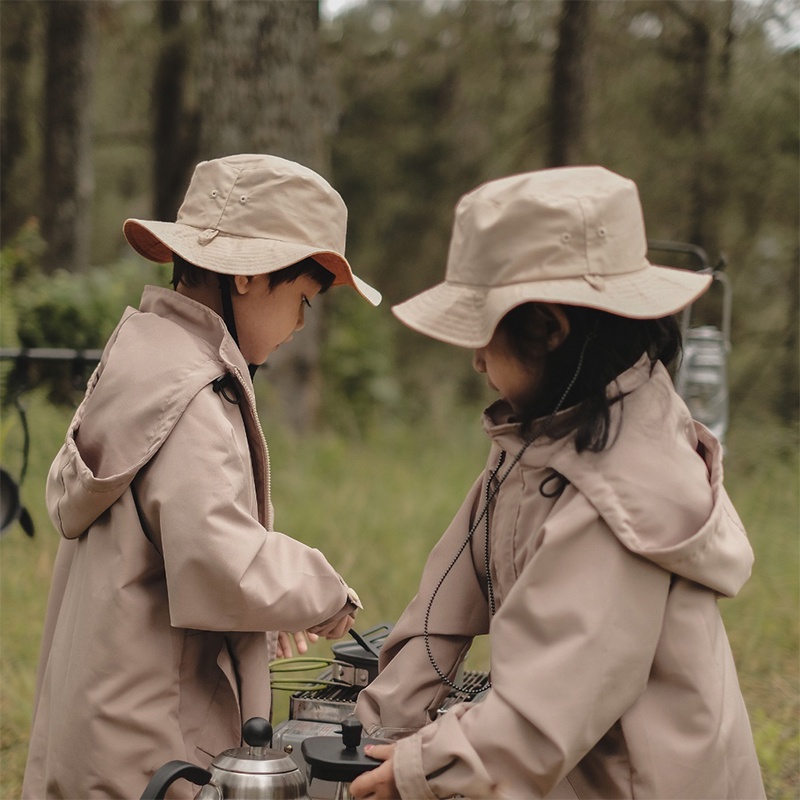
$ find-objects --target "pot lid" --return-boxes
[331,639,379,669]
[302,718,383,783]
[211,748,300,775]
[331,623,391,669]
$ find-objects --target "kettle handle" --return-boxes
[140,760,212,800]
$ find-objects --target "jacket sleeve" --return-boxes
[356,475,490,733]
[379,490,671,800]
[134,386,350,633]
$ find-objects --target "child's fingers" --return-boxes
[324,613,355,639]
[310,613,354,639]
[363,743,394,762]
[276,631,293,658]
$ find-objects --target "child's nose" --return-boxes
[295,306,306,331]
[473,349,486,373]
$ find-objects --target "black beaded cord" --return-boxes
[423,332,593,694]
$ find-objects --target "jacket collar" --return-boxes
[480,354,656,466]
[139,286,250,379]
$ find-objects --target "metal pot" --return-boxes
[141,718,310,800]
[328,624,390,687]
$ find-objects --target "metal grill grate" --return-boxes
[287,668,491,724]
[289,673,362,724]
[436,670,491,715]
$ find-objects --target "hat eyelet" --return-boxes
[210,190,218,198]
[598,227,607,237]
[561,232,572,243]
[239,195,248,204]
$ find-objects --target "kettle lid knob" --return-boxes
[243,717,272,748]
[341,718,362,749]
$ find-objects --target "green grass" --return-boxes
[0,394,73,798]
[1,389,798,798]
[721,423,800,800]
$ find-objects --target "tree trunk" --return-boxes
[665,0,734,256]
[198,0,332,165]
[152,0,199,222]
[0,1,39,241]
[195,0,337,431]
[42,0,97,273]
[547,0,593,167]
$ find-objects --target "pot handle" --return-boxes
[140,760,212,800]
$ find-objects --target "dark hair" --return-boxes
[171,253,336,293]
[496,303,682,452]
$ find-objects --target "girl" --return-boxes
[352,166,764,799]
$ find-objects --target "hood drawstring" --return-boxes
[218,274,239,346]
[423,328,594,694]
[218,275,259,379]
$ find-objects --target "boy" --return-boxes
[23,154,380,799]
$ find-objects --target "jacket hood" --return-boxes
[47,287,247,540]
[482,357,753,597]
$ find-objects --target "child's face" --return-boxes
[472,303,570,414]
[233,273,322,365]
[472,326,544,414]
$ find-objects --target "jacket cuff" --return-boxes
[345,584,363,611]
[394,733,437,799]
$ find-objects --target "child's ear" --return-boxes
[233,274,256,295]
[542,303,570,351]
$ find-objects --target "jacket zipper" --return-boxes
[232,366,273,531]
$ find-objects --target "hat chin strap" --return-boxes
[218,275,258,379]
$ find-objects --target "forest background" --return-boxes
[0,0,798,797]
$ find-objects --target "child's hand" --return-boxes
[308,612,356,639]
[276,630,319,658]
[349,744,398,798]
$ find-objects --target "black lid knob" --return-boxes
[341,718,362,749]
[242,717,272,748]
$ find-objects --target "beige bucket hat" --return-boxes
[124,153,381,306]
[393,166,710,347]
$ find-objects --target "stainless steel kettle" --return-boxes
[140,718,310,800]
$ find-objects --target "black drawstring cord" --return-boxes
[423,328,594,694]
[218,275,239,347]
[212,375,242,404]
[217,274,259,380]
[539,471,570,498]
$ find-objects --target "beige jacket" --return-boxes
[357,358,765,799]
[23,287,353,799]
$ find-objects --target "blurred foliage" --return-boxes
[0,0,797,430]
[1,221,169,404]
[322,0,798,429]
[320,289,402,433]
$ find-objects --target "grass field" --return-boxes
[1,387,797,798]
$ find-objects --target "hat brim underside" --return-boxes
[123,219,381,306]
[392,265,712,348]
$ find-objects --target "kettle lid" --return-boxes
[212,749,300,775]
[212,718,300,776]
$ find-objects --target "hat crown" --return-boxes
[446,166,648,288]
[177,154,347,253]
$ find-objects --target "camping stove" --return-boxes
[271,625,489,799]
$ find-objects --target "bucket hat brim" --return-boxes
[392,263,712,348]
[393,166,714,347]
[124,218,381,307]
